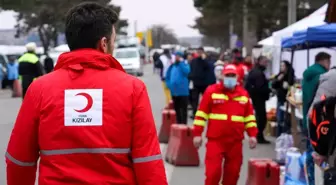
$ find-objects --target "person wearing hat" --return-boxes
[18,42,44,98]
[165,51,190,124]
[192,64,258,185]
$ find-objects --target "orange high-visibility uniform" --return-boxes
[193,83,258,185]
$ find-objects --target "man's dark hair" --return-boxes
[257,55,267,62]
[65,2,118,51]
[197,47,204,51]
[315,52,331,63]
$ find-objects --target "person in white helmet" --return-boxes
[18,42,44,98]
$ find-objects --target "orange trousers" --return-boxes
[205,140,243,185]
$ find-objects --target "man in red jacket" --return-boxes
[232,49,246,86]
[5,2,167,185]
[193,64,258,185]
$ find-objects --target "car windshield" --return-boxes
[114,50,138,59]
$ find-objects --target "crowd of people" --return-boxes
[0,42,54,98]
[3,2,336,185]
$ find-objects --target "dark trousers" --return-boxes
[172,96,189,124]
[21,76,34,99]
[191,85,208,116]
[251,97,267,139]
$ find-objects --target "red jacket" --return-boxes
[232,63,246,86]
[6,49,167,185]
[193,83,258,141]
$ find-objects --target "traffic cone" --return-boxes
[12,79,22,98]
[165,124,199,166]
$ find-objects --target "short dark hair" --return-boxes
[65,2,118,51]
[197,47,204,51]
[257,55,267,62]
[315,52,331,63]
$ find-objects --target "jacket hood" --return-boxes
[303,63,326,81]
[54,49,125,72]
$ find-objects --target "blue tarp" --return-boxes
[281,23,336,49]
[281,36,294,48]
[292,30,307,46]
[306,23,336,46]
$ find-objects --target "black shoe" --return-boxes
[257,138,271,144]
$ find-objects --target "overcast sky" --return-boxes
[0,0,201,37]
[113,0,201,37]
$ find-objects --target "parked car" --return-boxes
[114,47,144,77]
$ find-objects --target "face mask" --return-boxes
[223,77,237,89]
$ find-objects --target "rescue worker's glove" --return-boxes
[249,137,257,149]
[193,136,202,149]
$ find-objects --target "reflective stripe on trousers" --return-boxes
[40,148,162,164]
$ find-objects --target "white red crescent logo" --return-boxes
[74,92,93,113]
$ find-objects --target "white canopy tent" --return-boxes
[256,4,329,78]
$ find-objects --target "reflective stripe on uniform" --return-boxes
[245,122,257,129]
[133,154,162,163]
[211,93,229,100]
[5,152,36,166]
[194,119,206,126]
[244,115,256,122]
[209,113,228,120]
[40,148,130,156]
[18,75,37,81]
[233,96,249,103]
[195,110,208,119]
[231,116,244,122]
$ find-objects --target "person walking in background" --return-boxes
[6,56,19,90]
[152,51,161,74]
[18,42,44,99]
[166,51,190,124]
[6,2,167,185]
[159,49,174,106]
[231,49,247,86]
[44,56,54,74]
[307,66,336,185]
[271,60,295,136]
[0,62,3,89]
[189,47,211,118]
[244,54,254,72]
[205,52,217,86]
[245,56,271,144]
[193,64,258,185]
[302,52,330,185]
[213,60,225,83]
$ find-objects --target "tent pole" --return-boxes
[307,43,310,68]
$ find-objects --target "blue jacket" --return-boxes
[7,62,19,80]
[166,61,190,96]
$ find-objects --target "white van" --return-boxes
[114,47,144,76]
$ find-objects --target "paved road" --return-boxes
[0,64,275,185]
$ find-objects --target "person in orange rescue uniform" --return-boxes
[193,64,258,185]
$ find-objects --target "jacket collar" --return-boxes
[54,49,125,72]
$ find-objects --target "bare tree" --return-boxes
[151,25,179,48]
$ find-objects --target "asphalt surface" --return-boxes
[0,64,276,185]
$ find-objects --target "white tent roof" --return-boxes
[272,4,327,45]
[258,4,327,46]
[258,36,273,46]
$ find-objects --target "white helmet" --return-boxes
[25,42,37,52]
